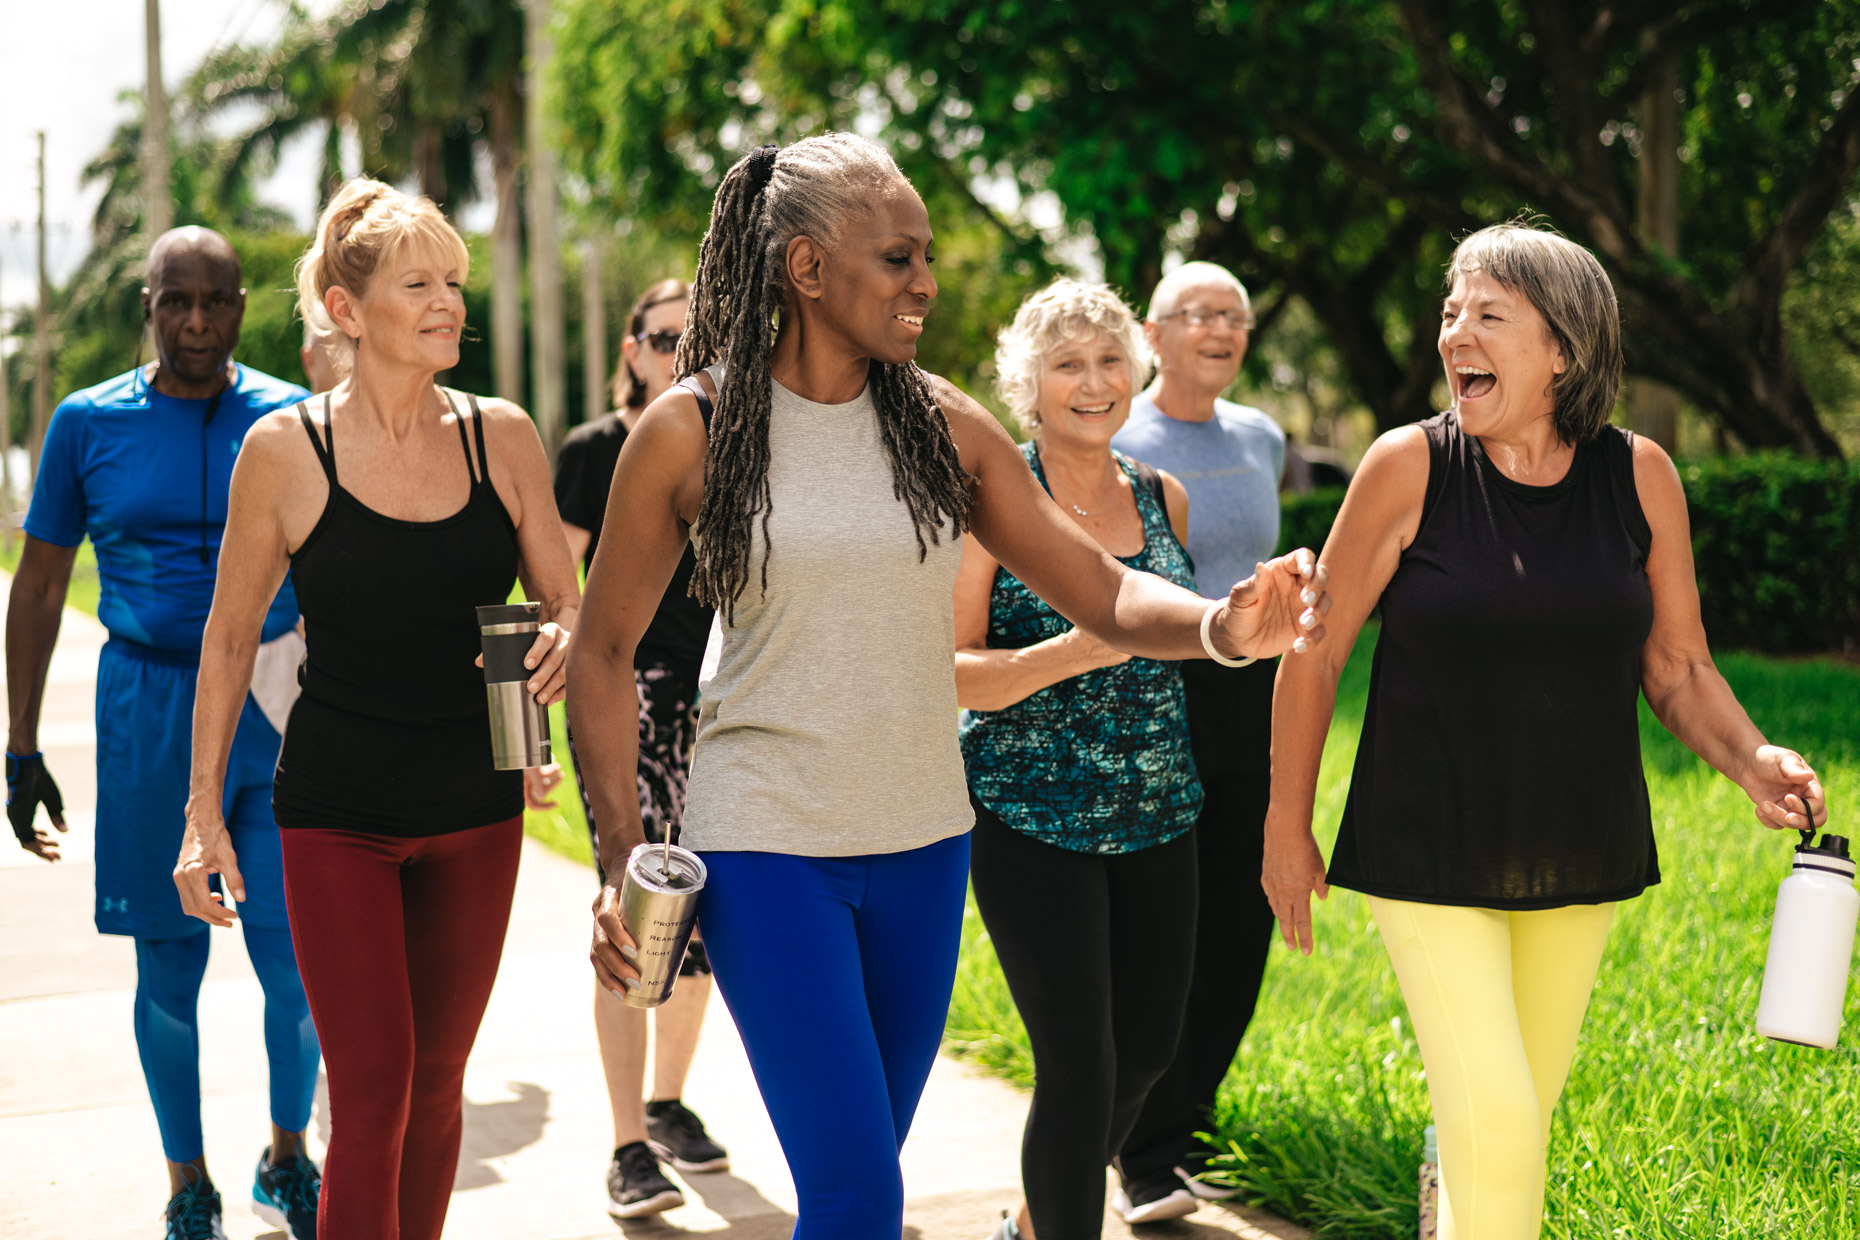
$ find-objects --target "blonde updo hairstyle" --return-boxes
[294,178,471,344]
[994,279,1153,437]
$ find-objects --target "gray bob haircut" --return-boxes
[1445,223,1622,444]
[994,279,1153,436]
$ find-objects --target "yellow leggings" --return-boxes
[1367,896,1616,1240]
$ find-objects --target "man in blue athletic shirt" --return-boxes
[6,228,323,1240]
[1110,262,1287,1220]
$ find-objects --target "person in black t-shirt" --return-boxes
[555,278,731,1219]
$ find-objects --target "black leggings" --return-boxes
[969,800,1198,1240]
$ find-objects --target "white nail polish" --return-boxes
[1294,638,1309,653]
[620,944,638,960]
[623,976,641,991]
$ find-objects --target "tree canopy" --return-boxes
[551,0,1860,456]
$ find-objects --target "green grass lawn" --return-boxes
[38,523,1838,1235]
[946,627,1860,1239]
[0,536,101,617]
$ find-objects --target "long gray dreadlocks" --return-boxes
[674,133,973,623]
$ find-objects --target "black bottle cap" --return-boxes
[477,602,541,628]
[1798,833,1850,861]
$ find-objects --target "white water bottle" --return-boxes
[1755,832,1857,1049]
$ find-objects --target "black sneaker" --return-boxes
[606,1141,685,1219]
[646,1099,731,1173]
[164,1172,228,1240]
[1112,1168,1198,1224]
[252,1146,322,1239]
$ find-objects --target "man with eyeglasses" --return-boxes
[1109,261,1286,1221]
[7,227,323,1239]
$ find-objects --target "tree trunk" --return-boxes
[1614,278,1842,457]
[581,238,608,421]
[524,0,566,459]
[415,126,449,208]
[488,86,525,406]
[1629,38,1681,452]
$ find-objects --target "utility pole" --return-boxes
[1630,35,1680,453]
[143,0,173,239]
[524,0,566,459]
[32,131,51,490]
[0,258,14,537]
[581,238,607,421]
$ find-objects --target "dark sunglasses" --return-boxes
[635,329,682,355]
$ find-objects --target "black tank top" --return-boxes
[1326,412,1657,909]
[273,392,524,836]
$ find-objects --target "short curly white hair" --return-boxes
[993,279,1153,436]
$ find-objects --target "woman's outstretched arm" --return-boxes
[938,378,1330,663]
[1262,426,1429,955]
[1631,438,1825,832]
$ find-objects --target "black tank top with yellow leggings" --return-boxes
[273,392,523,836]
[1327,411,1657,910]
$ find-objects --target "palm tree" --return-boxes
[188,0,531,403]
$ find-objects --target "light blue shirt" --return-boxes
[1112,392,1285,599]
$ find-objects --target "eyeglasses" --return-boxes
[635,329,682,355]
[1155,307,1253,332]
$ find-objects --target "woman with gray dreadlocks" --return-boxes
[567,133,1330,1240]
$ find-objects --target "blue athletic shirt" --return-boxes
[25,365,306,653]
[1112,392,1284,599]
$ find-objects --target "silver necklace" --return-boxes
[1038,446,1109,518]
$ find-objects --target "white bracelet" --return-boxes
[1200,599,1257,667]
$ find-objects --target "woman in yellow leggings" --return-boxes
[1262,223,1827,1239]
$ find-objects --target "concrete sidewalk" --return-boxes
[0,584,1305,1240]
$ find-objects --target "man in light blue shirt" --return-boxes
[1110,262,1285,1217]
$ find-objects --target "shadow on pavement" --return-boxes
[455,1081,551,1190]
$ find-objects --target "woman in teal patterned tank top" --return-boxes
[954,280,1207,1240]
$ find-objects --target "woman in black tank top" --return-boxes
[174,180,580,1240]
[1261,224,1826,1237]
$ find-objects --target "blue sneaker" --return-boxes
[164,1173,227,1240]
[251,1146,321,1240]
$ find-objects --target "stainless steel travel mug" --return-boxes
[617,842,707,1009]
[477,602,551,770]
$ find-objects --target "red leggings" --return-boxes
[281,817,522,1240]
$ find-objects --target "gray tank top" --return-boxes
[680,373,973,856]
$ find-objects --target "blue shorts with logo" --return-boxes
[94,639,288,940]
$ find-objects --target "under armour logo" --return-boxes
[101,897,128,914]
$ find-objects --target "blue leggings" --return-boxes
[696,833,970,1240]
[133,925,321,1163]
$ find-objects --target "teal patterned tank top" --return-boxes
[959,444,1203,853]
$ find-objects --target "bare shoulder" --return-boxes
[628,384,709,461]
[1356,423,1430,479]
[238,407,321,477]
[460,392,543,443]
[1628,428,1683,495]
[925,371,1016,471]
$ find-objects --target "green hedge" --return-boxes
[1274,457,1860,656]
[1685,455,1859,655]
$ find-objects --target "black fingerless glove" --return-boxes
[6,751,63,847]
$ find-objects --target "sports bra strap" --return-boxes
[297,396,338,482]
[468,393,490,482]
[440,390,480,485]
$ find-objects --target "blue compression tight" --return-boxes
[696,834,970,1240]
[133,927,320,1163]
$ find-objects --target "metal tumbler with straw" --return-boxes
[616,840,707,1009]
